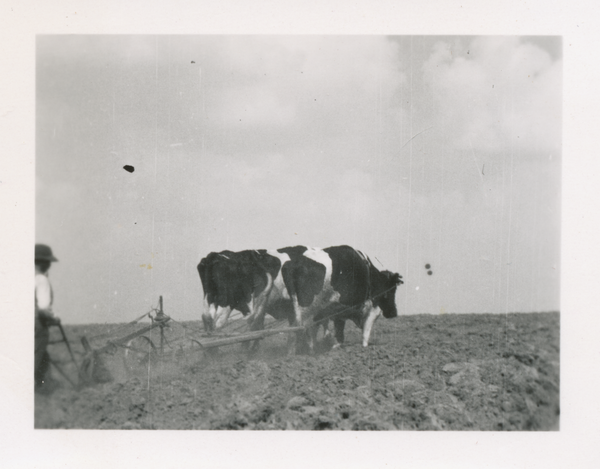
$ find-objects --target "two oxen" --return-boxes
[197,245,403,354]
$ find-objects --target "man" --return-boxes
[35,243,60,393]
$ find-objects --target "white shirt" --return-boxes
[35,269,53,315]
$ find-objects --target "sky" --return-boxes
[36,35,562,325]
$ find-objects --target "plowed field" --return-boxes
[35,312,559,430]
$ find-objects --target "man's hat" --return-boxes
[35,244,58,262]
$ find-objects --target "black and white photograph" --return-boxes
[3,2,600,467]
[33,35,560,431]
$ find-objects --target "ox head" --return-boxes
[375,270,404,319]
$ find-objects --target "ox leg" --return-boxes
[287,298,310,356]
[361,306,382,347]
[247,311,266,333]
[321,319,330,338]
[287,298,300,356]
[246,293,268,333]
[286,324,304,356]
[285,309,298,356]
[247,311,266,353]
[247,274,275,352]
[202,314,214,333]
[305,321,319,355]
[319,318,334,351]
[288,325,309,356]
[333,318,346,348]
[245,298,257,332]
[241,301,256,353]
[214,306,233,330]
[202,301,217,333]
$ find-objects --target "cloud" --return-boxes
[217,85,297,127]
[206,36,405,140]
[422,37,561,156]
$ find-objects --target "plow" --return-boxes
[51,296,304,389]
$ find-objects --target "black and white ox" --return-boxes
[197,247,310,338]
[281,245,403,354]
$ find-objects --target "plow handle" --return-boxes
[55,323,79,372]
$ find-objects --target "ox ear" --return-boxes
[392,273,403,285]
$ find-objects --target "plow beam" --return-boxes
[196,326,305,349]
